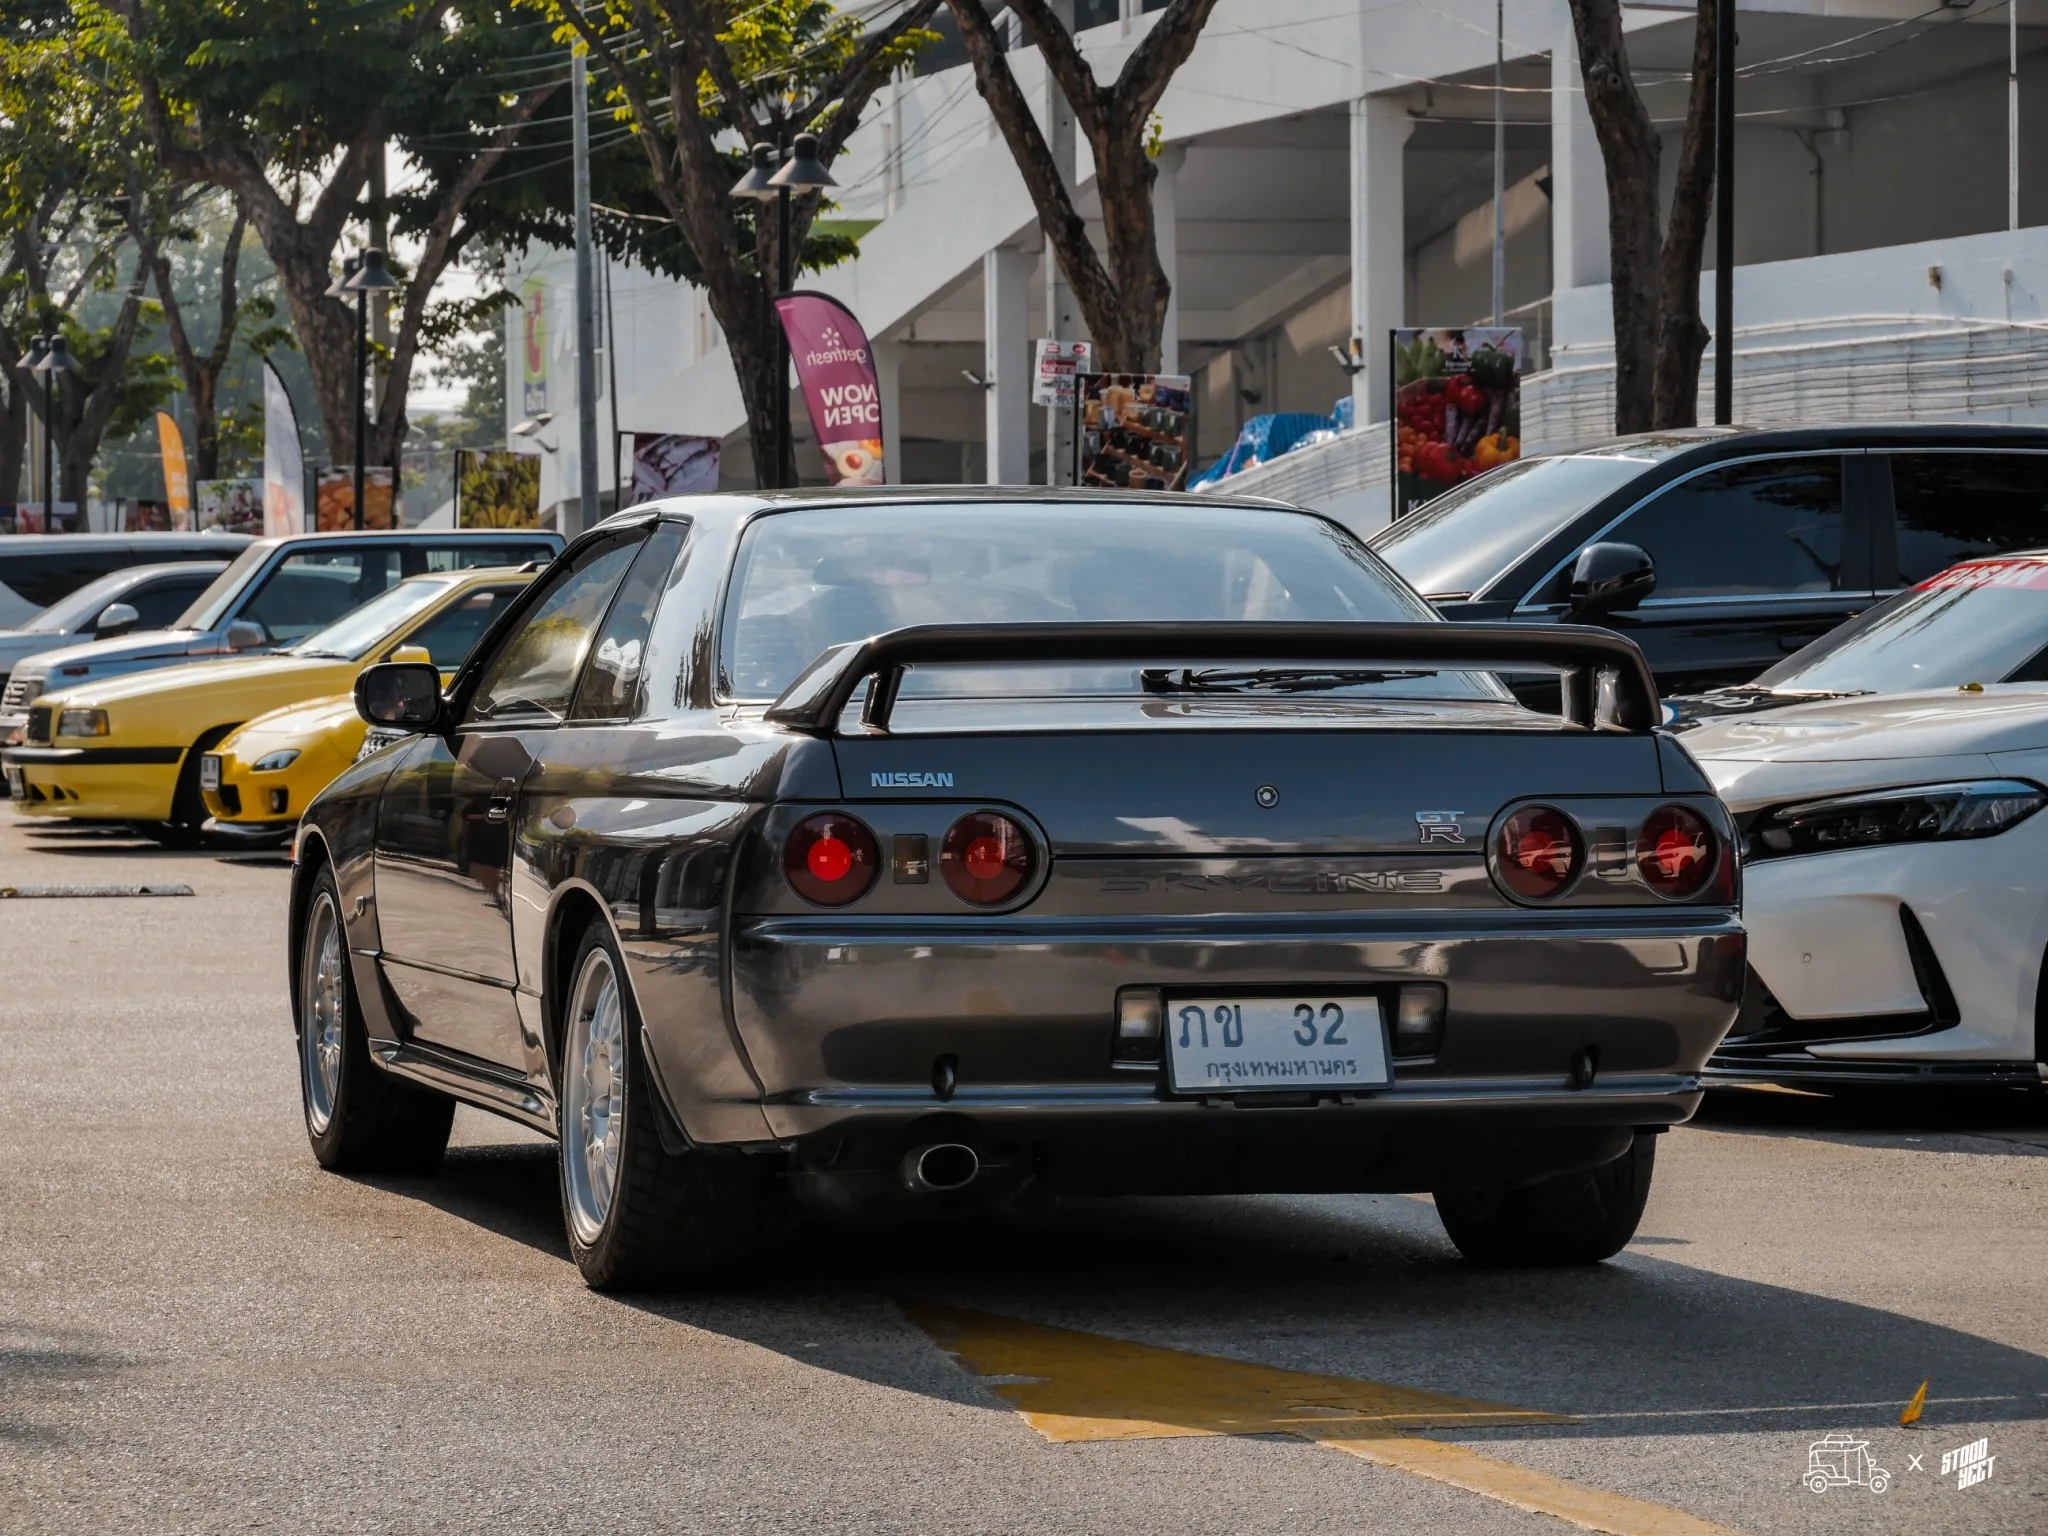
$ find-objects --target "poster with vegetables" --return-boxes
[1392,328,1522,516]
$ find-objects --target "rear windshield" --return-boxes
[1370,455,1652,598]
[1756,559,2048,693]
[720,503,1508,705]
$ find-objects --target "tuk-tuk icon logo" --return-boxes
[1804,1433,1892,1494]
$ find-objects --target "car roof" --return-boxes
[1550,421,2048,458]
[396,564,539,590]
[238,527,564,556]
[599,486,1310,537]
[0,533,251,550]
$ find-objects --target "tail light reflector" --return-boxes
[1495,805,1583,900]
[784,812,879,906]
[1636,804,1718,899]
[941,811,1035,905]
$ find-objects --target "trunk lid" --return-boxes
[831,697,1664,855]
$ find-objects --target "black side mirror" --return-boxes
[1568,542,1657,616]
[354,662,444,732]
[93,601,140,637]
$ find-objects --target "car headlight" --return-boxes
[251,748,301,773]
[56,708,109,738]
[1748,779,2046,861]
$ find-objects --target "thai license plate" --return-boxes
[199,754,221,791]
[1165,995,1390,1093]
[4,762,22,800]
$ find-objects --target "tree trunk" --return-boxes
[148,199,249,483]
[948,0,1223,374]
[1570,0,1720,434]
[0,330,24,508]
[56,254,156,511]
[1651,0,1720,429]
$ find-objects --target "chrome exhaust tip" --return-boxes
[900,1142,979,1193]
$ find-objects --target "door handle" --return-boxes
[486,776,517,822]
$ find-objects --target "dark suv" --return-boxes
[1369,424,2048,695]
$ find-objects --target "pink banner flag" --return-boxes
[774,291,885,485]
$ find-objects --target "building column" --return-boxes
[984,245,1032,484]
[1155,144,1185,376]
[1349,95,1412,426]
[1552,0,1608,290]
[875,339,904,484]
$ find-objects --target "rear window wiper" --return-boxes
[1141,666,1440,694]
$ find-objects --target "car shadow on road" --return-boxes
[373,1141,2048,1447]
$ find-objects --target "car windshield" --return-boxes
[720,502,1510,705]
[22,572,138,633]
[175,542,274,630]
[1752,558,2048,694]
[1370,454,1654,598]
[288,577,461,659]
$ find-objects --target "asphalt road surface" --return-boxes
[3,814,2045,1535]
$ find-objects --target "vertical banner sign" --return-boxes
[261,361,305,537]
[1075,372,1193,490]
[631,433,720,498]
[1391,328,1522,518]
[155,412,192,530]
[521,276,550,416]
[773,292,885,485]
[1031,339,1093,408]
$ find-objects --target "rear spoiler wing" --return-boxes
[762,621,1661,736]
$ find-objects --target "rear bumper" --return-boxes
[711,911,1746,1184]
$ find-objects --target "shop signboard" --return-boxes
[314,466,398,530]
[630,433,721,499]
[197,479,263,534]
[456,450,542,529]
[1031,340,1093,409]
[1075,372,1193,491]
[1391,327,1523,517]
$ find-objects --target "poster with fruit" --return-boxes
[1392,328,1522,516]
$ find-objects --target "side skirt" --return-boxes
[373,1037,559,1138]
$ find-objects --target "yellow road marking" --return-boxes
[905,1301,1749,1536]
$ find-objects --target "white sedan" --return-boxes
[1687,689,2048,1087]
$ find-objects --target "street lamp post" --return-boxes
[329,249,399,528]
[28,332,77,525]
[731,143,784,488]
[766,134,836,483]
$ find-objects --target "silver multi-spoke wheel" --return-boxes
[301,891,347,1135]
[562,946,627,1246]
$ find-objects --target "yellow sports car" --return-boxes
[199,692,369,837]
[4,567,531,844]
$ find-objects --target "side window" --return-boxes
[1616,457,1844,599]
[238,548,403,642]
[467,536,643,723]
[570,523,688,720]
[1889,453,2048,586]
[125,575,214,631]
[418,542,556,574]
[394,584,526,670]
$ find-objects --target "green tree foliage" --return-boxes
[539,0,937,487]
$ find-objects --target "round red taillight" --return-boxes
[941,811,1035,906]
[784,812,879,906]
[1494,805,1583,900]
[1636,804,1717,898]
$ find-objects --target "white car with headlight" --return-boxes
[1688,691,2048,1087]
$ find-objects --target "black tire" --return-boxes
[132,734,232,847]
[295,864,454,1174]
[1433,1134,1656,1266]
[556,917,761,1291]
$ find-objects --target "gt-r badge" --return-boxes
[1416,811,1467,844]
[870,770,954,788]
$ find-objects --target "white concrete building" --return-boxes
[509,0,2048,531]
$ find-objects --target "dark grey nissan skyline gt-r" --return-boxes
[288,488,1745,1290]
